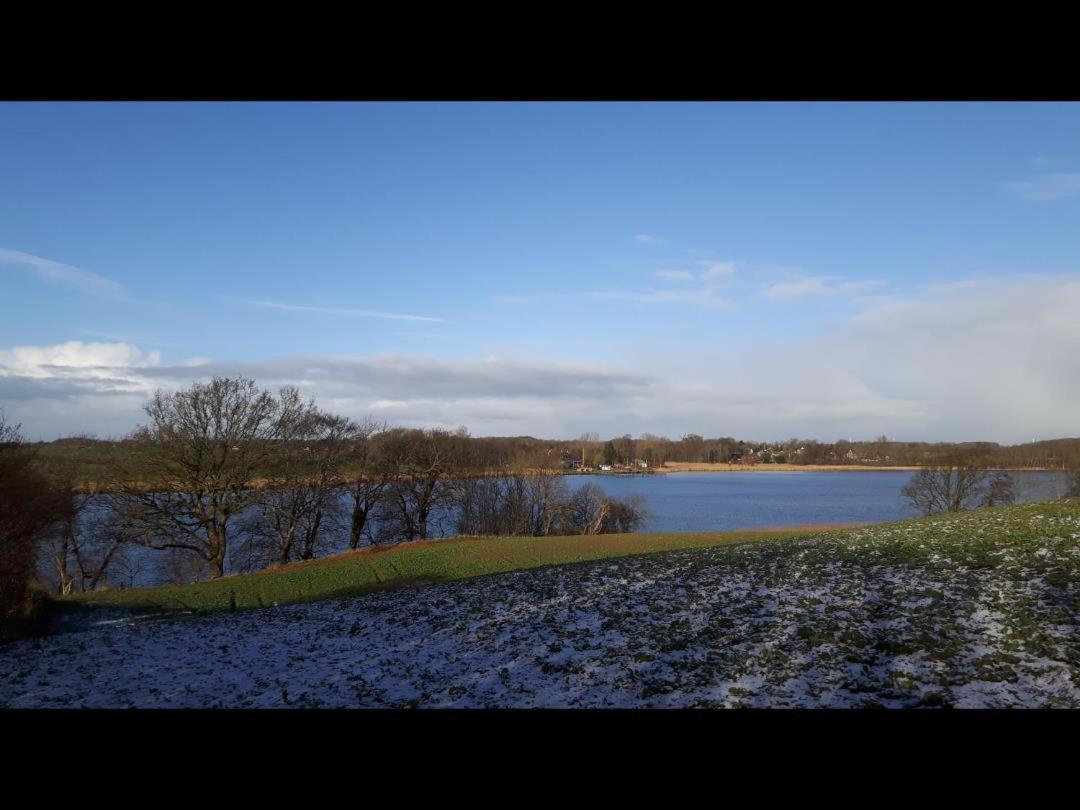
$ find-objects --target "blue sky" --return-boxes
[2,102,1079,441]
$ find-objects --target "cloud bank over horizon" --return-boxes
[2,275,1079,445]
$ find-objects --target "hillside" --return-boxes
[2,501,1077,708]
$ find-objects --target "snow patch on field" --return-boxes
[1,508,1078,708]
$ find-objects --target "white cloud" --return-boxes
[633,234,663,246]
[0,249,128,300]
[0,341,160,380]
[251,300,442,322]
[656,270,694,282]
[5,274,1080,443]
[0,344,651,439]
[1004,172,1080,202]
[698,260,736,280]
[0,341,162,438]
[839,275,1080,440]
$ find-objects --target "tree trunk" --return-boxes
[300,510,322,560]
[416,478,437,540]
[349,500,367,550]
[279,521,297,566]
[208,526,227,579]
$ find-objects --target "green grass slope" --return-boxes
[61,526,837,615]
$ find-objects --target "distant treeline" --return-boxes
[31,431,1080,486]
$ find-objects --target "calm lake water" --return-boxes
[54,470,1071,589]
[565,470,1070,533]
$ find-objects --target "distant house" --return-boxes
[634,459,648,469]
[827,451,841,462]
[740,454,762,465]
[728,452,743,463]
[599,464,613,471]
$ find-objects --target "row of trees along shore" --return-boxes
[4,378,650,601]
[2,375,1080,621]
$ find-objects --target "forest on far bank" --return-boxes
[27,429,1080,488]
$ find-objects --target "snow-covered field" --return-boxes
[2,506,1078,708]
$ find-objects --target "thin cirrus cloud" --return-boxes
[591,287,728,308]
[633,234,664,246]
[0,248,128,300]
[761,277,884,300]
[250,300,443,323]
[496,257,737,308]
[493,287,728,309]
[1003,172,1080,203]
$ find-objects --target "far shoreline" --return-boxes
[576,462,1062,475]
[659,462,920,473]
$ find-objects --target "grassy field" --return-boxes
[60,525,846,615]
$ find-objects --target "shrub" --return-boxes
[0,413,66,641]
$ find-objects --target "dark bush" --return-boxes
[0,413,66,640]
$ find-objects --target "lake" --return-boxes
[565,470,1070,532]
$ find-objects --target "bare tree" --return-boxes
[980,471,1018,508]
[33,447,137,594]
[374,428,456,544]
[451,468,570,538]
[114,377,299,579]
[901,455,1005,515]
[559,484,650,535]
[1066,471,1080,499]
[562,484,610,535]
[346,418,392,550]
[40,490,133,594]
[452,475,509,537]
[240,391,358,565]
[606,493,650,532]
[521,470,570,536]
[611,434,634,467]
[578,432,599,468]
[636,433,670,468]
